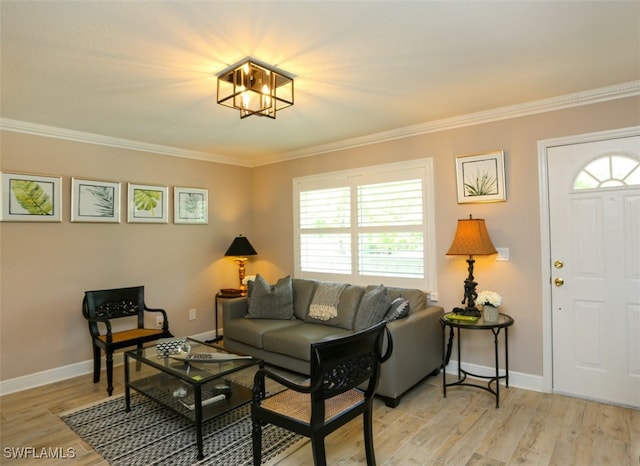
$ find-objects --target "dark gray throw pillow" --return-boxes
[385,296,410,322]
[247,274,294,319]
[353,284,391,331]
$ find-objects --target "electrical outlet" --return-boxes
[189,308,197,321]
[155,315,163,328]
[496,247,510,261]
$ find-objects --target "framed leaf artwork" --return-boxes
[1,172,62,222]
[71,178,121,223]
[174,187,208,224]
[455,150,507,203]
[127,183,169,223]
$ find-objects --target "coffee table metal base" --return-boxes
[124,339,261,460]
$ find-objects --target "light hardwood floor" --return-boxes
[1,368,638,465]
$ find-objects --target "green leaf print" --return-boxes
[464,170,497,196]
[134,189,161,215]
[84,186,114,217]
[10,180,53,215]
[182,193,201,215]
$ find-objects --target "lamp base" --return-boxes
[453,307,481,318]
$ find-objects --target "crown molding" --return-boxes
[255,80,640,166]
[2,81,638,168]
[0,119,251,167]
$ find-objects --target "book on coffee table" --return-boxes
[178,393,226,410]
[170,352,252,363]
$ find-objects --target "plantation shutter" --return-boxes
[299,186,351,274]
[293,159,437,294]
[358,179,424,278]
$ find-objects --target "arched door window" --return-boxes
[573,154,640,191]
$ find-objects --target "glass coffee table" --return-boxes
[124,338,261,460]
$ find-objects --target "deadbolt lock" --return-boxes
[554,260,564,269]
[554,277,564,287]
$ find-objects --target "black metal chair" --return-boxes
[82,286,172,396]
[251,320,393,466]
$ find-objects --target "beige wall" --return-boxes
[251,96,640,377]
[1,96,638,386]
[0,132,252,380]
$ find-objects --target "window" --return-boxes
[293,159,437,295]
[573,154,640,190]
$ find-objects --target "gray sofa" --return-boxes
[222,276,444,407]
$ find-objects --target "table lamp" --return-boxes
[446,215,497,316]
[224,235,258,295]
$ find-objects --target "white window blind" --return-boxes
[358,179,424,278]
[299,186,351,274]
[293,159,437,295]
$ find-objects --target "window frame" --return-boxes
[293,158,437,297]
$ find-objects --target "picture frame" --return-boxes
[1,172,62,222]
[174,187,208,224]
[71,178,121,223]
[455,150,506,203]
[127,183,169,223]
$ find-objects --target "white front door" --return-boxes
[546,134,640,408]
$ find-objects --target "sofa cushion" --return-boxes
[304,285,364,330]
[370,285,426,315]
[263,323,352,361]
[292,279,317,320]
[354,284,392,331]
[247,274,294,320]
[225,318,303,348]
[386,296,410,321]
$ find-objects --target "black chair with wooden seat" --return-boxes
[251,320,393,466]
[82,286,172,396]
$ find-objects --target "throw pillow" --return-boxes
[247,274,294,320]
[385,296,410,322]
[353,284,392,331]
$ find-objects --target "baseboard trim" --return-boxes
[444,361,545,393]
[0,331,217,396]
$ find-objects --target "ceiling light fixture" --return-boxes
[217,58,294,119]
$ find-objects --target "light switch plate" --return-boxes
[496,247,509,261]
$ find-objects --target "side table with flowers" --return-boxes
[440,310,514,408]
[476,290,502,322]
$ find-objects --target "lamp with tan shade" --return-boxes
[446,215,497,316]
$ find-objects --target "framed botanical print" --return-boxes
[455,150,506,203]
[127,183,169,223]
[71,178,121,223]
[174,187,208,224]
[1,172,62,222]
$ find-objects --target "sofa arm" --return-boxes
[222,297,249,329]
[386,304,442,351]
[377,304,443,406]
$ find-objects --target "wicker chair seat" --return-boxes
[97,328,164,345]
[261,388,365,424]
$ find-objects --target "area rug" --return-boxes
[61,393,307,465]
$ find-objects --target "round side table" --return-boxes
[440,312,514,408]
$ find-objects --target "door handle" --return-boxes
[554,277,564,287]
[554,260,564,269]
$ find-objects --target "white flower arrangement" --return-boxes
[476,290,502,308]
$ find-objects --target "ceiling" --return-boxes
[1,1,639,167]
